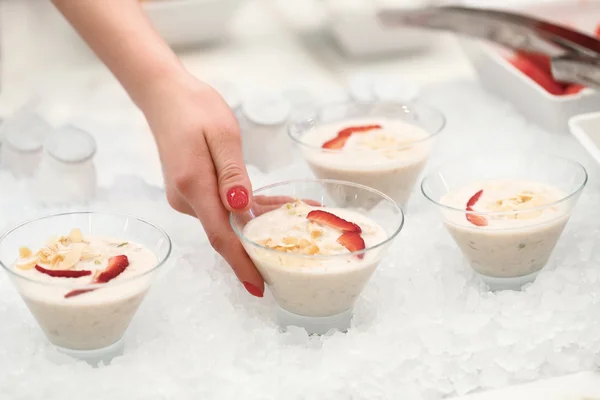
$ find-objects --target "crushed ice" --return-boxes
[1,80,600,399]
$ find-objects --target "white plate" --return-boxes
[460,0,600,133]
[142,0,244,47]
[325,0,439,57]
[569,111,600,166]
[450,371,600,399]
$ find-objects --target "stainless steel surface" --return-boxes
[377,5,600,89]
[551,53,600,89]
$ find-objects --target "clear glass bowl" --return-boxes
[0,212,172,353]
[230,179,403,333]
[288,100,445,210]
[421,152,587,290]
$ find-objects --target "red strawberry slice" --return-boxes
[322,135,348,149]
[64,289,95,299]
[95,255,130,284]
[63,254,130,299]
[337,232,366,259]
[35,265,92,278]
[307,210,361,233]
[466,213,488,227]
[595,23,600,38]
[321,124,383,149]
[514,51,551,74]
[564,84,585,95]
[338,124,383,138]
[466,190,488,227]
[466,189,484,209]
[509,55,565,95]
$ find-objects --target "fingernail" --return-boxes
[243,281,263,298]
[227,186,249,210]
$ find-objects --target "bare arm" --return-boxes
[52,0,184,109]
[52,0,265,298]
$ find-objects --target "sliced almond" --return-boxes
[299,238,311,249]
[19,247,32,258]
[310,230,323,239]
[277,243,297,249]
[16,257,37,270]
[69,228,83,243]
[60,243,85,270]
[282,237,299,246]
[50,253,65,267]
[257,238,274,247]
[305,244,320,255]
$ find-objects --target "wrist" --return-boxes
[128,56,189,112]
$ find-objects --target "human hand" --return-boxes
[139,72,264,297]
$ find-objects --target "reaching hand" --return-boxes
[140,72,264,298]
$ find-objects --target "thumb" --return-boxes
[206,125,253,212]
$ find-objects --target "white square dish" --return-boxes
[449,371,600,399]
[569,111,600,165]
[460,1,600,133]
[142,0,244,48]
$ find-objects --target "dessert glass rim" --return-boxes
[230,178,405,259]
[420,152,588,217]
[287,100,446,153]
[0,211,172,288]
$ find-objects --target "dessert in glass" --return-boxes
[421,153,587,290]
[231,179,404,334]
[288,101,445,210]
[0,212,172,362]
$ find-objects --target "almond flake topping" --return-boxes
[260,236,322,255]
[16,228,92,271]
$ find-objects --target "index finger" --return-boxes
[178,141,264,297]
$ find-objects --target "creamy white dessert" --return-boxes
[440,180,569,278]
[242,200,388,317]
[11,229,157,350]
[300,118,431,209]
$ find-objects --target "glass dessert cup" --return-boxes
[0,212,172,362]
[230,179,404,334]
[288,100,445,210]
[421,153,587,291]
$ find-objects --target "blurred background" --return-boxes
[0,0,573,112]
[0,0,598,189]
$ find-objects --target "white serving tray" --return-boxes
[460,0,600,134]
[569,111,600,165]
[142,0,244,48]
[450,371,600,399]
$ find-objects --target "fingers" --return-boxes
[175,138,264,298]
[204,112,253,213]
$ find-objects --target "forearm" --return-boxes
[52,0,186,109]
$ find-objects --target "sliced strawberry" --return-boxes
[338,124,383,138]
[307,210,361,233]
[514,51,551,74]
[509,55,565,95]
[337,232,366,259]
[466,214,488,227]
[466,190,484,209]
[322,135,348,149]
[595,23,600,38]
[466,190,488,227]
[321,124,382,149]
[35,265,92,278]
[94,255,129,283]
[64,289,95,299]
[564,84,585,95]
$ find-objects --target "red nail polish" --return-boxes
[227,186,249,210]
[243,281,263,298]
